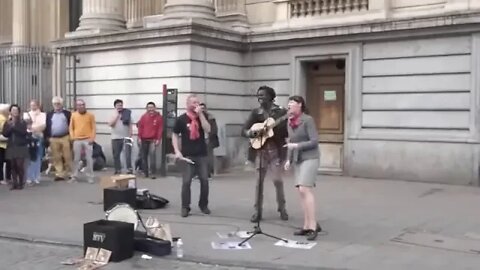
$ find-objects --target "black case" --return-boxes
[83,220,134,262]
[103,187,137,211]
[134,231,172,256]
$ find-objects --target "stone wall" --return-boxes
[350,35,478,185]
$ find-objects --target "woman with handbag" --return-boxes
[0,104,11,185]
[284,96,322,241]
[26,100,46,185]
[2,105,30,190]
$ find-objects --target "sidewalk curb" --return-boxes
[0,231,344,270]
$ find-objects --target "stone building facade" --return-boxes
[1,0,480,185]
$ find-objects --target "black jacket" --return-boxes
[2,119,29,147]
[44,109,71,147]
[205,112,219,148]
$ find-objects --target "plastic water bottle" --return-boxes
[176,238,184,258]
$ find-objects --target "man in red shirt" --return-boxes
[137,102,163,179]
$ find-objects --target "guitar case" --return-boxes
[134,231,172,256]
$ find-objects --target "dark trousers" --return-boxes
[0,148,10,181]
[254,146,286,217]
[10,158,25,188]
[181,156,209,210]
[112,139,132,173]
[141,140,157,177]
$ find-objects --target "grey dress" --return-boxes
[287,113,320,187]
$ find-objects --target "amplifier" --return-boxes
[83,220,134,262]
[103,187,136,211]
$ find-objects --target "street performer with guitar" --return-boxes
[243,86,289,223]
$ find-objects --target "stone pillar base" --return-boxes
[66,14,125,38]
[156,0,218,25]
[217,13,249,32]
[77,13,125,31]
[126,20,143,29]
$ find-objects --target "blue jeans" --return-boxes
[27,138,44,182]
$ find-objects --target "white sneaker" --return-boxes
[33,179,40,185]
[67,178,78,183]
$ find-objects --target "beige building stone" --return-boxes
[1,0,480,185]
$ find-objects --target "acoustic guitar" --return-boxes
[249,115,288,149]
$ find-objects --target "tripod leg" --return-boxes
[238,232,257,246]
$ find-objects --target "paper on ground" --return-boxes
[211,241,252,250]
[274,239,317,249]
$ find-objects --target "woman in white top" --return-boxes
[26,100,46,185]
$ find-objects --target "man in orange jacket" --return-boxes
[137,102,163,179]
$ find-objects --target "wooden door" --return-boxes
[306,60,345,172]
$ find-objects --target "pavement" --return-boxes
[0,238,259,270]
[1,168,480,270]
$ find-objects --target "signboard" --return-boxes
[324,90,337,101]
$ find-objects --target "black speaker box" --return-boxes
[83,220,134,262]
[103,187,136,211]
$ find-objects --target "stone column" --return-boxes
[51,0,70,40]
[125,0,156,29]
[70,0,126,36]
[471,0,480,9]
[144,0,218,28]
[0,0,13,44]
[272,0,289,28]
[12,0,30,46]
[215,0,249,32]
[368,0,390,19]
[154,0,166,14]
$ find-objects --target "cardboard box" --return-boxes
[100,174,136,190]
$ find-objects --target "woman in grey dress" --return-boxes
[284,96,321,241]
[2,104,30,190]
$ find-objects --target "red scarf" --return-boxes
[186,111,200,140]
[289,113,301,129]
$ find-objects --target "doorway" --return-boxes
[306,59,346,173]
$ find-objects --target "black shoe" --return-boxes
[200,207,211,215]
[181,208,190,218]
[279,209,289,221]
[306,230,318,241]
[113,171,120,175]
[127,170,133,175]
[293,223,322,236]
[151,176,156,179]
[54,177,64,181]
[250,213,261,223]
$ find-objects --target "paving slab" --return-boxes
[0,170,480,270]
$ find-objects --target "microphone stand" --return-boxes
[238,121,287,246]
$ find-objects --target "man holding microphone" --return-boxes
[172,94,211,218]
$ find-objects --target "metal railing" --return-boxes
[0,47,75,111]
[290,0,369,17]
